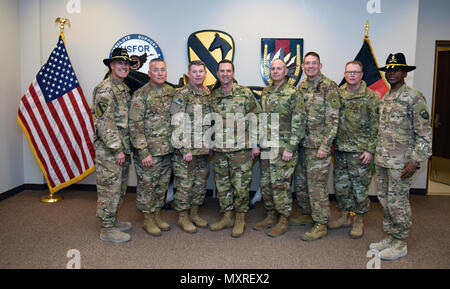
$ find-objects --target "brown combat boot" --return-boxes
[253,210,277,231]
[301,223,327,241]
[190,206,208,228]
[178,210,197,234]
[328,210,350,229]
[143,213,161,236]
[349,214,364,239]
[209,211,234,231]
[267,215,289,237]
[289,214,314,226]
[154,208,171,231]
[231,212,246,238]
[100,227,131,243]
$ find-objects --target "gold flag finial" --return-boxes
[55,17,70,34]
[364,19,369,39]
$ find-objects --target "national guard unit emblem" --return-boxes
[187,30,235,87]
[110,34,163,73]
[261,38,303,86]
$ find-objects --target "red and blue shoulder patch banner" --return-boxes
[261,38,303,86]
[188,30,235,87]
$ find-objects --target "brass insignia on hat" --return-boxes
[389,55,397,64]
[96,101,108,118]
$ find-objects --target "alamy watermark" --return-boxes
[66,249,81,269]
[366,0,382,14]
[66,0,81,14]
[171,106,281,159]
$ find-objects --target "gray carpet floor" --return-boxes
[0,190,449,269]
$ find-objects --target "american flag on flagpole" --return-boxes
[17,34,95,194]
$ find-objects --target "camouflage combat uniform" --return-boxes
[375,83,432,239]
[210,83,261,213]
[294,73,340,224]
[334,81,379,215]
[129,82,175,213]
[259,82,305,217]
[92,76,131,228]
[170,82,211,212]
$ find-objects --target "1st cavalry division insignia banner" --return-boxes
[188,30,235,87]
[261,38,303,86]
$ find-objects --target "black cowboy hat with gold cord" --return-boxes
[103,47,137,67]
[379,53,416,72]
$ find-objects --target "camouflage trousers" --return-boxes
[376,166,412,239]
[173,153,209,211]
[294,147,331,224]
[333,151,372,215]
[95,150,130,228]
[260,149,297,217]
[213,150,253,213]
[134,153,172,213]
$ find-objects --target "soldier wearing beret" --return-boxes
[369,53,432,261]
[92,48,137,243]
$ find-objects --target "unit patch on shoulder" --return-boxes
[96,101,109,118]
[420,109,429,120]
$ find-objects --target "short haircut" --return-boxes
[217,59,234,72]
[304,51,320,63]
[188,60,206,71]
[345,60,363,70]
[271,58,287,66]
[149,58,166,65]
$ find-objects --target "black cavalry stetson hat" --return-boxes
[103,47,137,67]
[379,53,416,72]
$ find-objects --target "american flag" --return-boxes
[17,34,95,193]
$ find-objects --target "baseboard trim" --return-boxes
[1,183,428,202]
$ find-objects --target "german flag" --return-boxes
[340,38,389,99]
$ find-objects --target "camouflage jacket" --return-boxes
[335,81,380,154]
[210,83,261,153]
[299,74,340,153]
[91,76,131,155]
[260,81,305,153]
[170,82,211,156]
[129,82,175,158]
[375,83,432,169]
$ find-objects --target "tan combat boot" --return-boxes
[328,210,350,229]
[178,210,197,234]
[190,206,208,228]
[289,214,314,226]
[100,227,131,243]
[267,215,289,237]
[143,213,161,236]
[379,238,408,261]
[209,211,234,231]
[231,212,246,238]
[369,235,395,253]
[253,210,277,231]
[349,214,364,239]
[301,223,327,241]
[114,221,132,232]
[154,208,171,231]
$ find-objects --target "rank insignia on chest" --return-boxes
[96,101,108,118]
[173,97,183,105]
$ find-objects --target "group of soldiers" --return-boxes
[92,47,432,262]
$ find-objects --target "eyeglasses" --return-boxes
[344,71,362,75]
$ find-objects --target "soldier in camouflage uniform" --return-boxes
[170,60,211,234]
[292,52,341,241]
[209,60,261,238]
[329,61,379,239]
[92,48,137,243]
[369,53,432,260]
[253,59,305,237]
[129,58,175,237]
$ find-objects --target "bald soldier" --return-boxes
[369,53,432,261]
[129,58,175,237]
[92,48,136,243]
[253,59,305,237]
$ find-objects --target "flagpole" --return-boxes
[40,17,71,204]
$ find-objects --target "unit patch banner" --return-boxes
[261,38,303,86]
[187,30,235,87]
